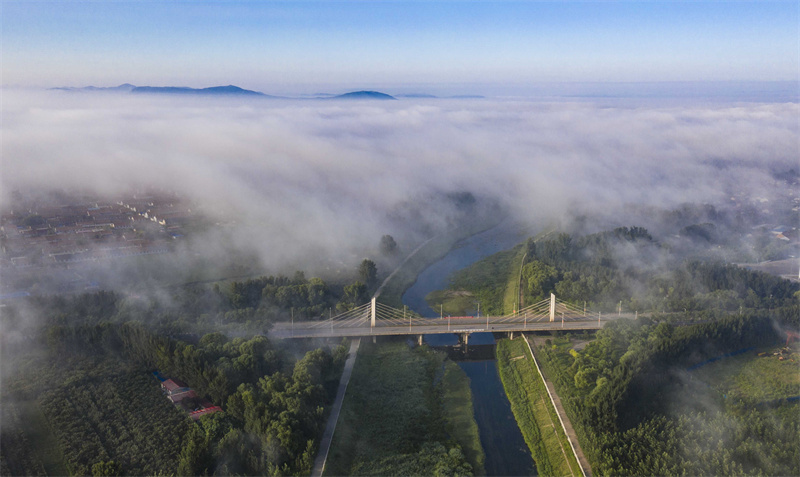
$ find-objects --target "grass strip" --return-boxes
[441,361,486,476]
[497,338,581,477]
[325,341,452,475]
[502,246,529,315]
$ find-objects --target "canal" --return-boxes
[402,220,537,476]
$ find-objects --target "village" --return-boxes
[0,191,198,296]
[0,191,193,268]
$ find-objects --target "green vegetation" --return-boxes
[425,289,479,316]
[691,346,800,402]
[5,262,385,342]
[431,229,558,316]
[496,338,581,477]
[441,361,485,475]
[437,226,799,315]
[2,353,189,476]
[537,315,799,476]
[429,221,799,476]
[1,304,348,476]
[325,340,475,476]
[446,247,521,316]
[0,398,68,477]
[42,361,190,475]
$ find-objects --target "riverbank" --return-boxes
[424,227,558,317]
[442,361,486,475]
[496,337,582,477]
[377,213,507,308]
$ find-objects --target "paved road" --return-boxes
[311,337,361,477]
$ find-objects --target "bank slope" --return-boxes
[496,337,582,477]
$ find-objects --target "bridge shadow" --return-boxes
[431,343,497,362]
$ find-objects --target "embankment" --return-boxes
[496,337,583,477]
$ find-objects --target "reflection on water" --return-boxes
[431,343,496,362]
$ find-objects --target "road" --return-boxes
[311,337,361,477]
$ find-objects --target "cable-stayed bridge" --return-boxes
[271,294,631,342]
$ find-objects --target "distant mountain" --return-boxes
[130,85,271,97]
[51,84,403,100]
[330,91,397,100]
[51,83,136,92]
[396,93,438,99]
[449,95,485,99]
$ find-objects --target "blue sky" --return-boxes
[2,1,798,92]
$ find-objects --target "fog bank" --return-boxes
[2,90,797,272]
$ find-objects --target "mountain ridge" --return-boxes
[49,85,473,101]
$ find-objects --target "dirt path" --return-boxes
[524,334,594,477]
[312,338,361,477]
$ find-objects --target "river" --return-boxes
[402,219,537,476]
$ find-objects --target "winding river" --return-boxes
[402,220,537,476]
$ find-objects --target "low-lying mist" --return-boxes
[3,90,797,275]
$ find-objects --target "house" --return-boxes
[189,406,222,421]
[161,378,189,394]
[168,389,197,404]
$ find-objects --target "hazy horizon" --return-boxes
[3,1,797,89]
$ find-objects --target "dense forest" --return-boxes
[0,259,384,476]
[446,226,798,315]
[1,319,348,476]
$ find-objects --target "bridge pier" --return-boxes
[418,334,424,346]
[458,333,470,346]
[509,331,515,340]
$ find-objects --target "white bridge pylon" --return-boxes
[299,297,431,331]
[493,293,598,326]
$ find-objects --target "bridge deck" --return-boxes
[270,315,627,339]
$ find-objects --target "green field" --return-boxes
[325,340,477,476]
[496,337,582,477]
[692,345,800,402]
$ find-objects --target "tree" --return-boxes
[379,235,399,255]
[91,460,121,476]
[358,259,378,290]
[522,260,559,301]
[340,282,368,311]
